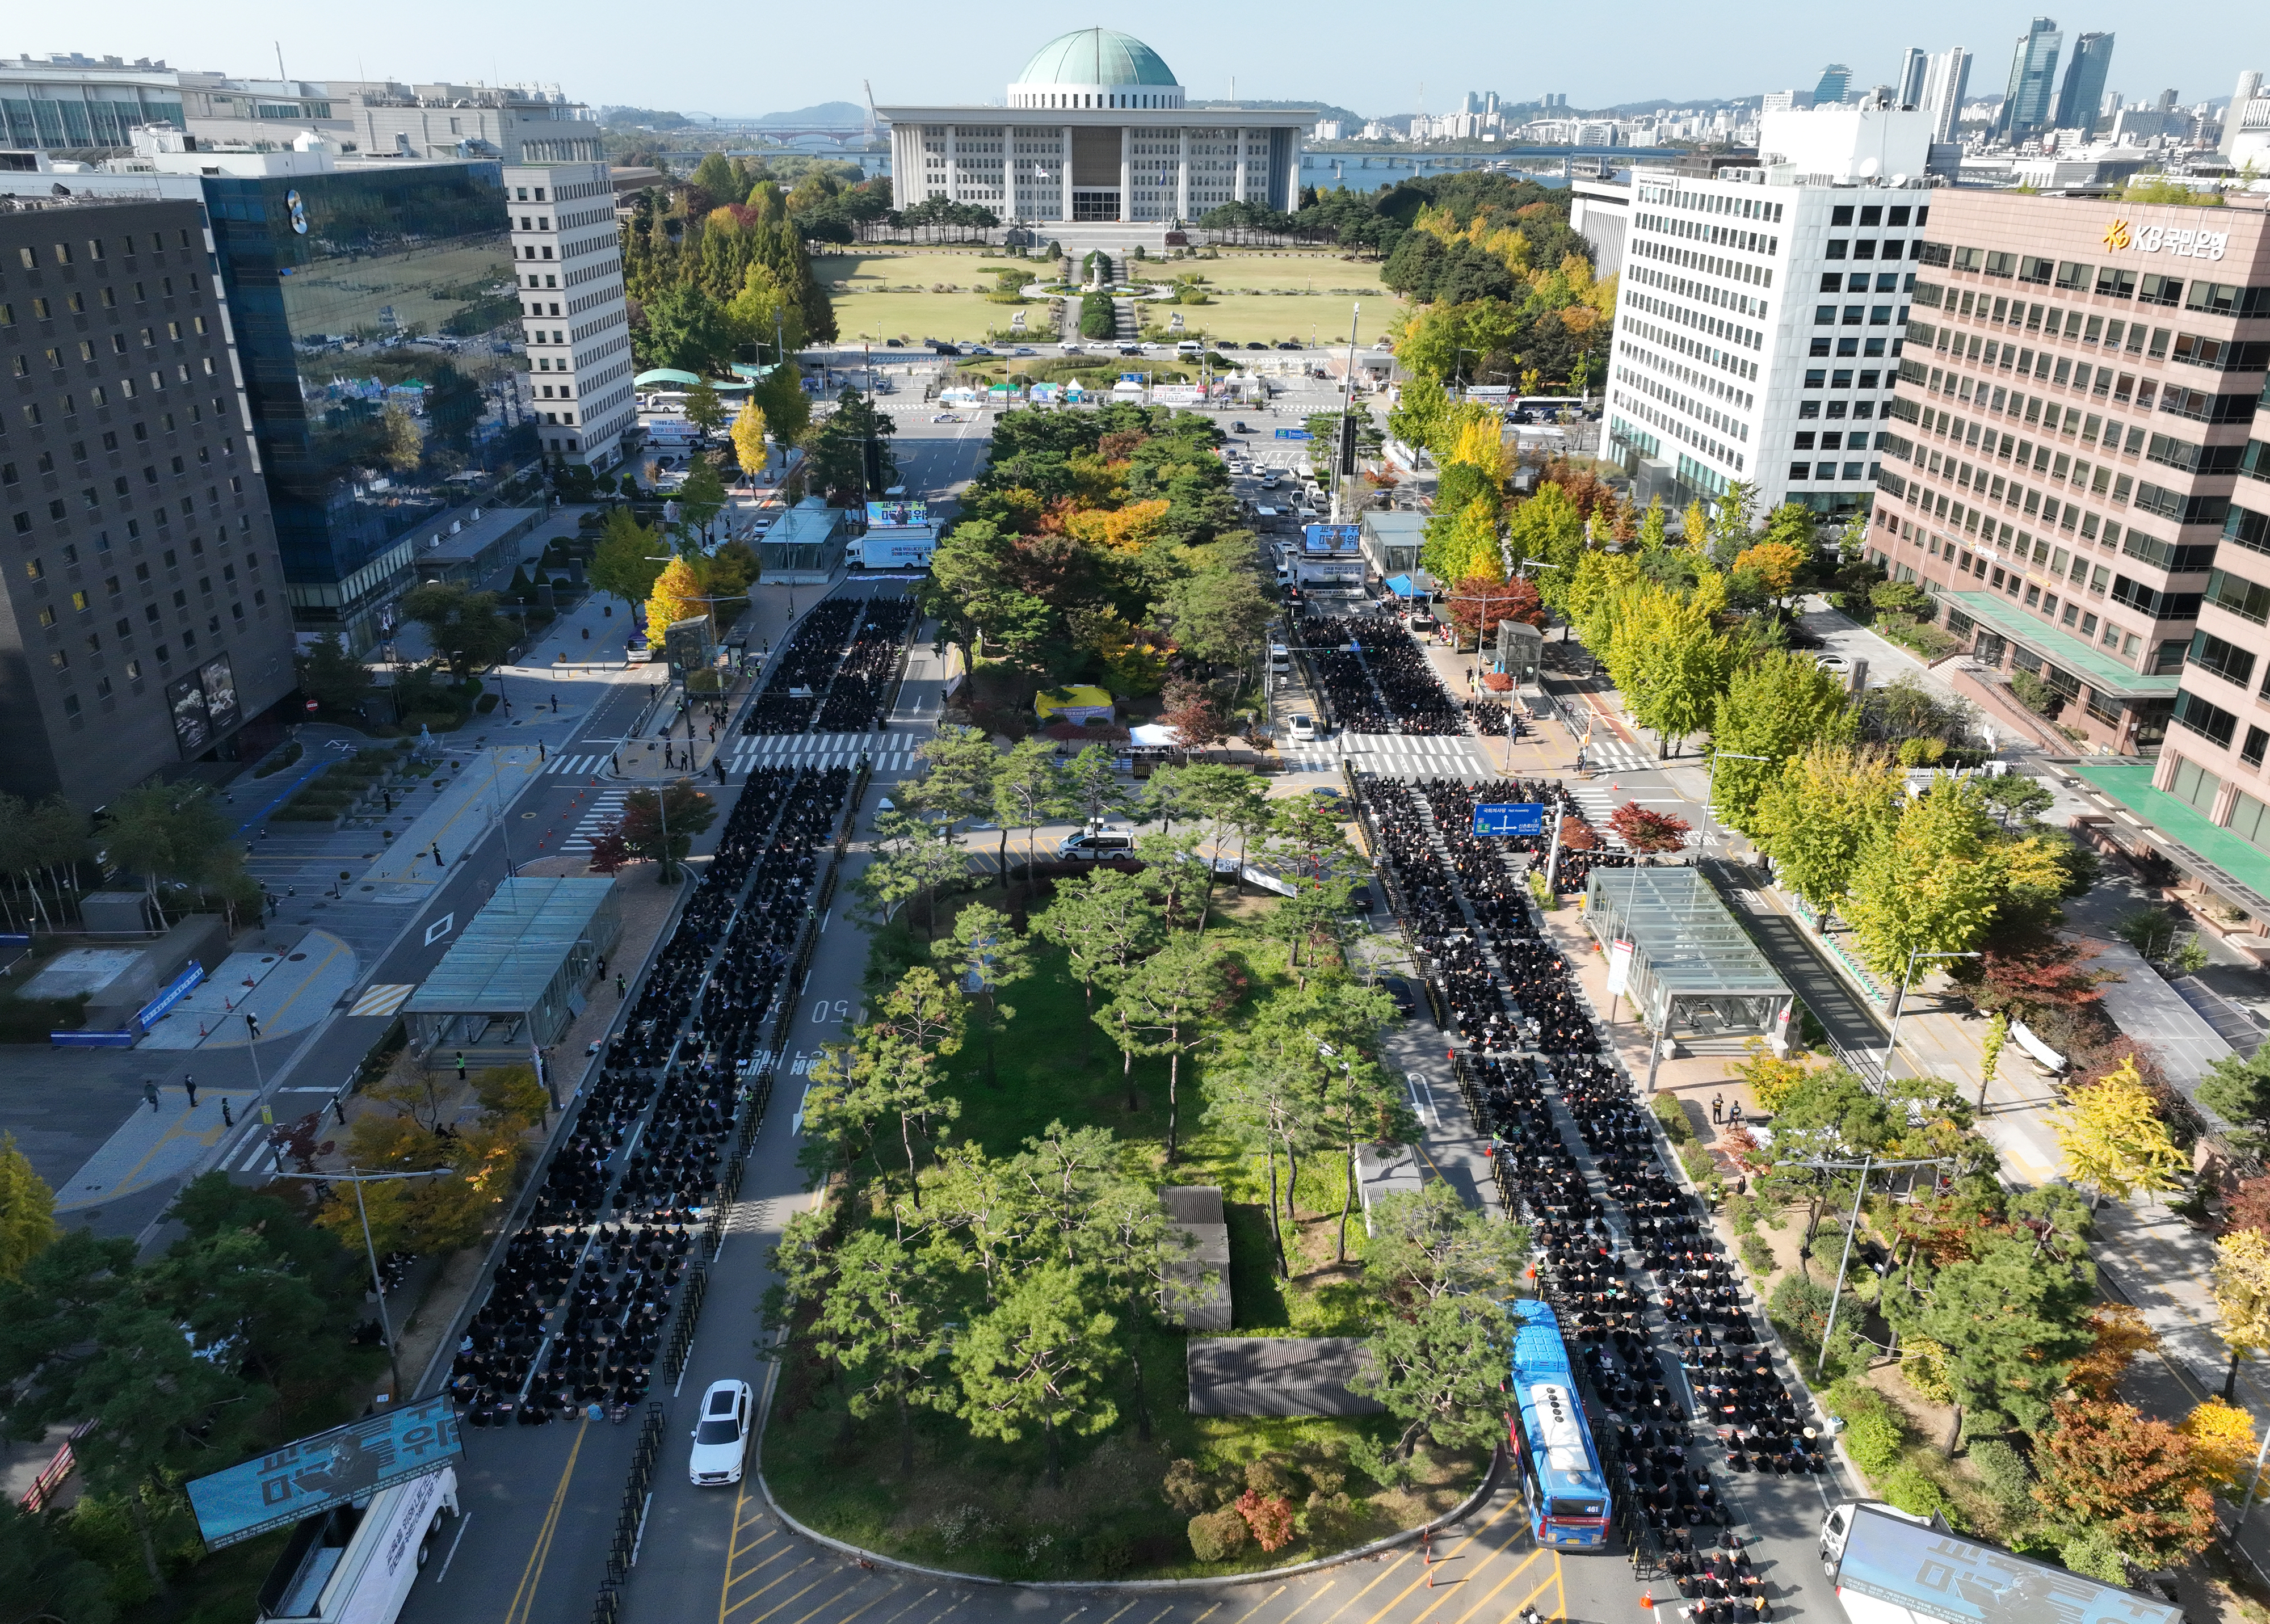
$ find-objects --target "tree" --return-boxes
[1148,764,1270,931]
[907,723,1001,844]
[2053,1055,2187,1210]
[804,387,898,507]
[0,1501,116,1624]
[1306,982,1413,1261]
[1443,573,1543,652]
[645,554,709,639]
[2031,1395,2218,1571]
[296,633,374,713]
[814,1230,949,1472]
[989,737,1065,893]
[730,401,770,478]
[400,580,515,676]
[852,810,970,937]
[952,1264,1120,1486]
[1731,540,1805,601]
[377,402,424,472]
[1204,1057,1312,1280]
[2213,1228,2270,1402]
[1888,1229,2095,1433]
[620,779,718,879]
[1154,567,1273,668]
[1706,651,1856,835]
[1161,687,1230,758]
[672,457,729,546]
[933,903,1028,1087]
[1347,1293,1516,1462]
[1060,743,1135,833]
[1605,583,1736,757]
[590,507,666,611]
[683,378,726,438]
[1607,802,1690,859]
[2200,1049,2270,1155]
[2177,1398,2260,1496]
[643,283,737,375]
[1363,1183,1529,1306]
[1033,868,1162,1071]
[1749,743,1905,930]
[98,778,241,923]
[0,1133,57,1282]
[1115,939,1228,1161]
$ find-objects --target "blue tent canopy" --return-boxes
[1386,574,1422,598]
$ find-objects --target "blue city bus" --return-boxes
[1507,1301,1611,1549]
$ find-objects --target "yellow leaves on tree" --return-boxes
[1733,1036,1816,1115]
[313,1063,540,1255]
[2053,1055,2188,1208]
[1844,774,2007,983]
[730,402,769,475]
[0,1130,58,1280]
[1425,495,1504,587]
[2067,1302,2157,1399]
[1732,540,1805,599]
[646,554,708,637]
[1443,411,1512,487]
[1063,497,1172,555]
[2178,1398,2262,1495]
[2213,1226,2270,1403]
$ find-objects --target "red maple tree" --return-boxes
[1608,802,1692,858]
[1443,572,1545,648]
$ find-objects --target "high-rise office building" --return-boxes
[2054,32,2115,132]
[1863,191,2269,779]
[1922,48,1974,144]
[2223,70,2269,160]
[505,161,633,468]
[0,195,296,805]
[1603,106,1936,521]
[1897,49,1931,111]
[1998,18,2065,140]
[1814,65,1853,106]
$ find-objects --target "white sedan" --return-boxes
[1814,653,1853,674]
[688,1378,753,1486]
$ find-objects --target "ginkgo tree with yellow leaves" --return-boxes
[2213,1226,2270,1400]
[2053,1055,2189,1211]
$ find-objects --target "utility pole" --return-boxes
[272,1166,452,1397]
[1328,302,1360,524]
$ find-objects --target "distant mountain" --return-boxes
[756,100,867,126]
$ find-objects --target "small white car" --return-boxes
[1288,714,1317,743]
[1814,653,1853,674]
[688,1379,753,1486]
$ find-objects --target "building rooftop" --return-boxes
[404,877,617,1016]
[1015,29,1178,89]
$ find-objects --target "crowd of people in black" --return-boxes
[814,598,914,732]
[445,756,856,1428]
[1357,762,1811,1593]
[1297,615,1464,734]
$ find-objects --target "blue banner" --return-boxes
[135,961,205,1032]
[1472,803,1546,838]
[1274,428,1312,439]
[187,1396,463,1550]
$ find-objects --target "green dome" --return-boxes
[1014,28,1179,87]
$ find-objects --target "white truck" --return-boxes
[1819,1500,2183,1624]
[258,1466,459,1624]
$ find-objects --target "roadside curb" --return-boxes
[745,1437,1504,1592]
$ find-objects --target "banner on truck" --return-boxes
[186,1396,462,1550]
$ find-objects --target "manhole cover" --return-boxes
[289,953,308,961]
[523,812,537,819]
[361,885,376,891]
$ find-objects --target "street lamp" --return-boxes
[1798,1152,1953,1378]
[1884,948,1982,1080]
[272,1164,453,1396]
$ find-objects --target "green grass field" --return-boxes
[762,892,1484,1580]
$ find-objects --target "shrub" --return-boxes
[1880,1462,1952,1519]
[1770,1274,1835,1347]
[2058,1527,2128,1585]
[476,692,501,714]
[1187,1506,1248,1562]
[1162,1458,1212,1514]
[1302,1490,1355,1545]
[1966,1437,2036,1518]
[1676,1140,1718,1187]
[1740,1233,1777,1277]
[1245,1458,1297,1499]
[1901,1340,1957,1406]
[1235,1490,1296,1553]
[1650,1093,1695,1145]
[1842,1408,1907,1478]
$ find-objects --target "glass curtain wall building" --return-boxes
[202,162,535,651]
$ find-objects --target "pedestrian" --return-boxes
[713,759,726,785]
[455,1051,468,1082]
[1710,1092,1724,1126]
[221,1097,234,1126]
[1729,1100,1744,1126]
[144,1078,161,1112]
[183,1072,198,1108]
[552,693,560,712]
[616,973,627,998]
[595,954,608,980]
[431,843,444,867]
[537,740,547,761]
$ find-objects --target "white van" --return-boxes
[1176,339,1203,356]
[1269,643,1292,671]
[1057,830,1136,861]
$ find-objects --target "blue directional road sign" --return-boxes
[1275,427,1313,439]
[1471,802,1546,838]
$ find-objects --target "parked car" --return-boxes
[1381,976,1419,1019]
[884,337,904,347]
[1275,340,1304,351]
[1057,829,1136,861]
[1814,652,1853,674]
[688,1379,753,1486]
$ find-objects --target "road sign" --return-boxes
[1471,802,1545,837]
[1274,428,1313,440]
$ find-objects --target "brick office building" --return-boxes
[0,194,295,807]
[1868,188,2270,914]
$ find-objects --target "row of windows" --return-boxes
[1632,184,1792,225]
[9,230,198,271]
[1629,235,1776,288]
[1629,263,1769,321]
[0,271,203,326]
[1928,244,2268,314]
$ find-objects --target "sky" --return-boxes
[26,0,2257,119]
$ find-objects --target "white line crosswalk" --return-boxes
[727,733,915,775]
[1579,738,1654,772]
[562,788,628,852]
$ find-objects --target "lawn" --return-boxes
[761,893,1489,1579]
[817,248,1048,348]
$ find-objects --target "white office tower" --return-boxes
[2224,70,2269,161]
[1920,48,1972,143]
[1603,106,1936,521]
[1897,48,1930,110]
[505,161,634,468]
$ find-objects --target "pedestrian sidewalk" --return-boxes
[137,928,359,1050]
[360,746,546,899]
[52,1082,262,1214]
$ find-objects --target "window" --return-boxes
[2019,256,2053,285]
[2206,567,2270,624]
[2172,689,2239,749]
[1826,240,1849,260]
[2140,273,2184,308]
[1985,252,2017,278]
[2095,267,2137,300]
[2188,630,2258,689]
[1953,246,1985,272]
[2244,727,2270,770]
[1820,272,1844,293]
[2185,281,2270,318]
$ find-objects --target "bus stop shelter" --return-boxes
[1583,866,1794,1090]
[403,877,621,1068]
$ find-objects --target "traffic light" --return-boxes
[1336,414,1360,475]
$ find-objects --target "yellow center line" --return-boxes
[720,1559,817,1622]
[503,1418,588,1624]
[1349,1495,1523,1624]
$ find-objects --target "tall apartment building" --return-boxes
[0,195,295,806]
[505,162,633,468]
[1604,107,1936,520]
[1864,191,2268,796]
[1920,49,1973,145]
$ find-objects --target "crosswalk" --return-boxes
[726,733,914,775]
[1326,732,1494,780]
[1580,737,1655,773]
[562,787,628,853]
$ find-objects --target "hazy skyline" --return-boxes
[19,0,2248,120]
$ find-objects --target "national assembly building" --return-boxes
[876,28,1307,234]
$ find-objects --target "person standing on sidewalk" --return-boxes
[1711,1093,1724,1126]
[183,1072,198,1108]
[144,1077,161,1112]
